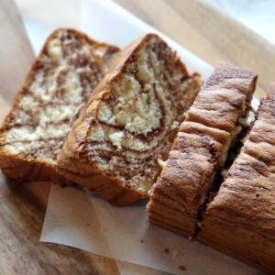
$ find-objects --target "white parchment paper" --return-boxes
[14,0,264,274]
[41,185,262,275]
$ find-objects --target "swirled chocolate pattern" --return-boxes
[57,33,201,206]
[198,84,275,274]
[148,65,257,236]
[0,28,119,181]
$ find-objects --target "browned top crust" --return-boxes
[57,33,201,205]
[188,66,255,132]
[148,65,257,223]
[203,83,275,240]
[0,28,119,181]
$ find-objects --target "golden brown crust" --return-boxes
[148,65,257,236]
[57,33,201,206]
[0,153,53,181]
[0,28,119,182]
[57,152,143,205]
[198,83,275,274]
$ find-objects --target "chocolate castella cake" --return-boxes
[198,84,275,274]
[57,33,201,206]
[0,28,119,182]
[148,65,257,236]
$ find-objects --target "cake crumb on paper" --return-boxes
[172,250,179,258]
[178,264,186,271]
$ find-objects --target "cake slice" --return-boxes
[57,33,201,206]
[148,65,257,236]
[0,28,119,182]
[198,84,275,274]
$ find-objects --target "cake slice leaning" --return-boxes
[198,83,275,274]
[57,33,202,206]
[147,65,257,237]
[0,28,119,182]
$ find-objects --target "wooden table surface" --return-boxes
[1,0,274,274]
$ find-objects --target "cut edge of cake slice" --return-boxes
[0,28,119,183]
[57,33,202,206]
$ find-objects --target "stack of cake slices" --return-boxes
[1,28,274,274]
[148,65,258,236]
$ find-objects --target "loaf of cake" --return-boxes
[0,28,119,182]
[57,33,201,206]
[198,84,275,274]
[148,65,257,236]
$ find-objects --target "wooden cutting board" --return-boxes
[116,0,275,98]
[1,0,275,274]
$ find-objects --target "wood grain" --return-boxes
[1,0,275,274]
[114,0,275,98]
[0,178,119,275]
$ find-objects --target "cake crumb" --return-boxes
[172,250,179,258]
[164,248,170,254]
[157,158,166,168]
[178,264,186,271]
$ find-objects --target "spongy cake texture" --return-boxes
[57,33,201,206]
[0,28,119,181]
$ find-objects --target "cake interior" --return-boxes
[2,30,117,164]
[86,35,201,196]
